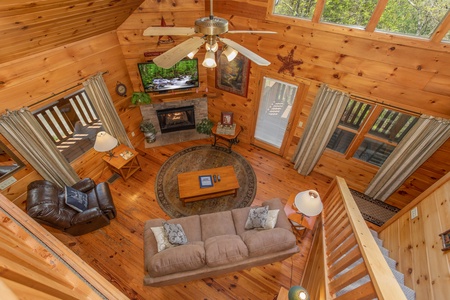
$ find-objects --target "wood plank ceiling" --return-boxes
[0,0,145,64]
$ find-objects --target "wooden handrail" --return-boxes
[321,176,407,300]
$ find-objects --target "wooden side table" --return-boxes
[284,193,317,238]
[102,144,141,181]
[211,124,243,152]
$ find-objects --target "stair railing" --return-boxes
[320,176,406,300]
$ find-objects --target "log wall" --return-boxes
[379,172,450,300]
[0,31,142,209]
[117,0,450,208]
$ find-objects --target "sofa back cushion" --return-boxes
[200,211,236,241]
[165,215,202,242]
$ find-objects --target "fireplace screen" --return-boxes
[156,105,196,133]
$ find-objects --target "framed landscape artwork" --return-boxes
[215,49,250,97]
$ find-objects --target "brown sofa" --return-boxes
[143,198,299,286]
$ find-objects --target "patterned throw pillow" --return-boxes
[263,209,280,229]
[150,226,172,252]
[244,206,269,229]
[64,186,88,212]
[163,222,188,245]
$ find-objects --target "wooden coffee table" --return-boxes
[177,166,240,205]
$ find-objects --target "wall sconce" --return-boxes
[94,131,118,159]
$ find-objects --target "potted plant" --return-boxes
[140,119,157,143]
[131,92,152,106]
[196,118,214,135]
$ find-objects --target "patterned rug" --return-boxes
[350,189,400,227]
[155,145,257,218]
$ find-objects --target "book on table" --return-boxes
[199,175,213,188]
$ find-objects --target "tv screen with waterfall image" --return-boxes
[138,58,199,93]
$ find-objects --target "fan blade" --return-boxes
[227,30,277,34]
[153,37,205,69]
[143,27,196,36]
[219,38,271,66]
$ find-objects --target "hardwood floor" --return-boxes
[50,139,332,300]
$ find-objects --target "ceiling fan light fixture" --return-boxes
[223,45,238,62]
[205,42,219,52]
[187,47,200,59]
[202,51,217,68]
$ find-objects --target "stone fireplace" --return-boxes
[139,97,208,146]
[156,105,196,133]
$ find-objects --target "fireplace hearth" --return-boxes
[157,105,196,133]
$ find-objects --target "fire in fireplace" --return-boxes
[156,105,196,133]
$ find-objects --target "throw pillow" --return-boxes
[263,209,280,230]
[163,222,188,245]
[150,226,172,252]
[64,186,88,213]
[244,205,269,230]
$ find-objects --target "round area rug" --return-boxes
[155,145,257,218]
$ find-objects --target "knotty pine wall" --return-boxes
[379,172,450,300]
[0,31,143,209]
[118,0,449,209]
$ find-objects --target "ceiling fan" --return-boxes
[143,0,276,69]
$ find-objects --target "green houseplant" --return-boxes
[140,119,157,143]
[131,92,152,106]
[196,118,214,135]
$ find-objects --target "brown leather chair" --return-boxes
[26,178,116,236]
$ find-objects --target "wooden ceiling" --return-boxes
[0,0,145,64]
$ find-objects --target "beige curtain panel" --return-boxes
[365,115,450,201]
[0,108,79,187]
[83,73,133,148]
[292,84,350,175]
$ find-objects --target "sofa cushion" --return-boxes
[240,227,296,257]
[163,222,187,245]
[231,206,252,235]
[148,241,205,277]
[205,235,249,267]
[200,210,236,241]
[244,205,269,229]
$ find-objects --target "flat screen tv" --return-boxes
[138,58,199,93]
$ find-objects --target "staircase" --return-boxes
[332,229,415,299]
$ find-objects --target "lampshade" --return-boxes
[288,286,310,300]
[202,51,217,68]
[294,190,323,217]
[205,42,219,52]
[94,131,118,152]
[223,45,238,62]
[187,47,200,59]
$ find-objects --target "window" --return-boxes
[273,0,317,20]
[321,0,378,29]
[327,99,418,167]
[33,89,103,162]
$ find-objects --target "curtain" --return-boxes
[292,84,350,175]
[0,108,79,187]
[365,115,450,201]
[83,73,133,148]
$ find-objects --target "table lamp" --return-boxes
[288,286,310,300]
[94,131,118,159]
[294,190,323,221]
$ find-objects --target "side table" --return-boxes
[211,124,242,152]
[102,144,141,181]
[284,193,317,239]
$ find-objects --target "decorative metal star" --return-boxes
[277,47,303,76]
[157,16,174,45]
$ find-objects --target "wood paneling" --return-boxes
[0,0,144,64]
[379,172,450,300]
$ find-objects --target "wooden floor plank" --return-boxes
[46,140,331,299]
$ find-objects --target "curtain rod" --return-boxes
[29,71,109,109]
[350,93,421,116]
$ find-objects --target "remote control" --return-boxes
[213,175,217,182]
[217,175,221,182]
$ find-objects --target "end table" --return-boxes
[211,124,242,152]
[102,144,141,181]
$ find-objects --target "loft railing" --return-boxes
[302,176,407,299]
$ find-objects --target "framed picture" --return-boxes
[439,229,450,251]
[199,175,213,188]
[215,49,250,97]
[221,112,234,125]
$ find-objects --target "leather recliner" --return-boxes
[26,178,116,236]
